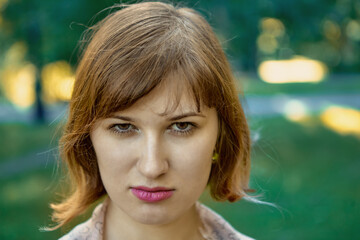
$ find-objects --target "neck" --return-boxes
[104,200,204,240]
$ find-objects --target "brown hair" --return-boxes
[51,1,251,229]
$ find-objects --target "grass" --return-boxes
[1,113,359,239]
[0,168,63,239]
[0,123,61,162]
[201,116,360,239]
[0,123,63,239]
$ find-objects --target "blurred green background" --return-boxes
[0,0,359,239]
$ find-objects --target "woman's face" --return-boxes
[90,82,218,226]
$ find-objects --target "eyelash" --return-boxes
[108,122,196,136]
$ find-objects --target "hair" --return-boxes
[50,1,251,229]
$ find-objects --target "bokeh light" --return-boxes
[346,20,360,41]
[258,56,328,83]
[1,63,36,108]
[0,42,36,108]
[0,0,8,10]
[323,19,341,41]
[283,100,309,122]
[257,18,285,54]
[320,106,360,136]
[41,61,75,103]
[4,41,27,64]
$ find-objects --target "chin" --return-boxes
[131,210,176,225]
[127,202,182,225]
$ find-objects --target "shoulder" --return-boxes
[58,219,94,240]
[197,202,254,240]
[58,200,108,240]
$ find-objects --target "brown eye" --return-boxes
[170,122,196,136]
[115,124,132,130]
[110,124,137,135]
[175,122,189,130]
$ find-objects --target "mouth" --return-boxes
[130,186,175,203]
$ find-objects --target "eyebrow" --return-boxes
[109,112,205,122]
[167,112,206,121]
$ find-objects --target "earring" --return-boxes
[212,152,219,163]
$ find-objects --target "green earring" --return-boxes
[212,152,219,163]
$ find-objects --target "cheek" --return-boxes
[171,124,218,180]
[171,138,214,181]
[92,135,135,180]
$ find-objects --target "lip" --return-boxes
[131,186,175,203]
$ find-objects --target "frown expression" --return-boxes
[90,82,219,225]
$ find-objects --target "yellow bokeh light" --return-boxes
[257,33,278,54]
[346,20,360,41]
[0,0,8,10]
[258,56,328,83]
[57,76,75,101]
[5,42,28,65]
[323,20,341,41]
[41,61,75,102]
[257,18,285,54]
[284,100,309,122]
[320,106,360,136]
[260,18,285,37]
[1,64,36,108]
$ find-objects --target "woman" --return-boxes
[51,2,253,239]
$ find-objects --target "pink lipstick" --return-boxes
[131,186,174,202]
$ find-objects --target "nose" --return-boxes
[136,133,169,179]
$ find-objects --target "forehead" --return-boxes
[122,79,200,117]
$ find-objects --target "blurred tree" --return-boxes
[0,0,118,122]
[0,0,359,113]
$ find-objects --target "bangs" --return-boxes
[92,37,222,119]
[77,3,229,122]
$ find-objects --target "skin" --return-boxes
[90,81,219,240]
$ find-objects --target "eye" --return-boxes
[170,122,196,135]
[109,123,137,135]
[174,122,191,130]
